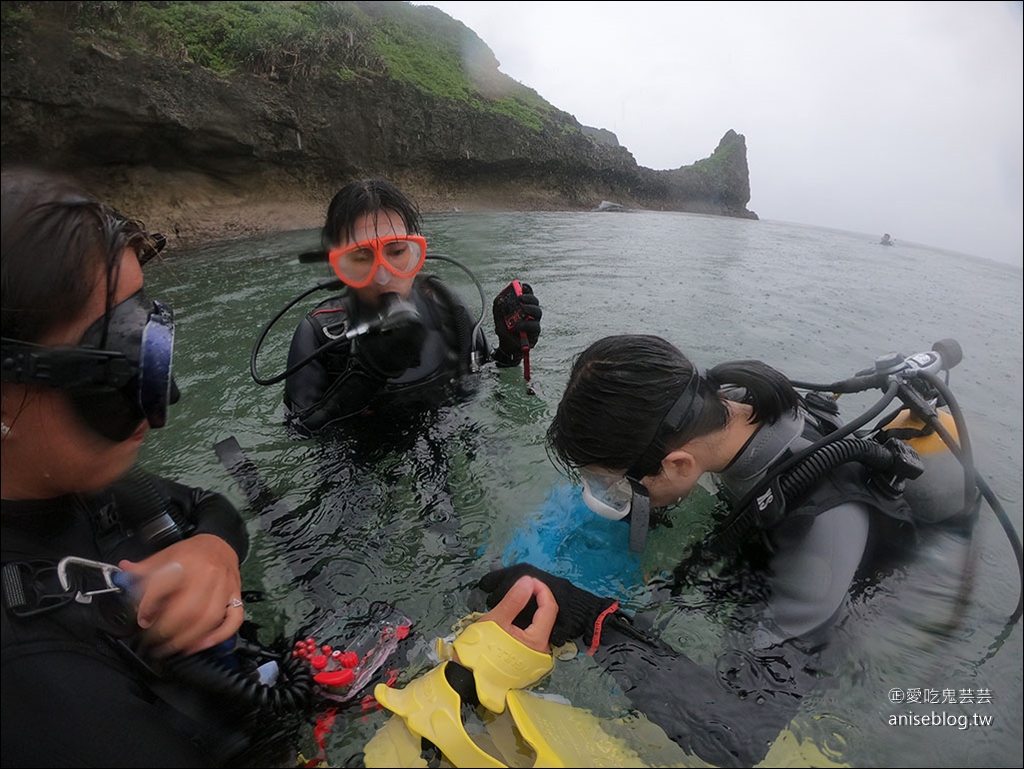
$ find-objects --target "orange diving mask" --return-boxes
[327,235,427,288]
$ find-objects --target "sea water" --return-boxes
[142,210,1022,767]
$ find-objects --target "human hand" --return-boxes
[477,563,619,648]
[118,533,243,657]
[475,575,558,653]
[492,281,542,364]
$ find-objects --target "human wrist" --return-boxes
[492,346,522,367]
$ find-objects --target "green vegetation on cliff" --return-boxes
[1,0,560,132]
[1,0,756,236]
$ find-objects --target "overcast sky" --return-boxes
[415,1,1024,269]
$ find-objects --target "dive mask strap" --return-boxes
[625,369,706,482]
[1,294,176,440]
[627,478,651,553]
[0,338,135,389]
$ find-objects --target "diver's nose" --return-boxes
[373,265,392,286]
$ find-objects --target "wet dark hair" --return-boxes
[321,178,422,248]
[1,167,153,346]
[546,334,801,479]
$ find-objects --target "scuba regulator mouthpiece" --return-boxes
[341,293,422,340]
[375,293,420,333]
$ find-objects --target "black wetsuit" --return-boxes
[283,274,492,435]
[591,404,975,767]
[0,468,260,768]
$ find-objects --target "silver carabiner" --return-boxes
[56,556,125,604]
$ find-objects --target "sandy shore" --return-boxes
[88,167,602,252]
[141,196,328,251]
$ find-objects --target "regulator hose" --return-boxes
[250,277,344,386]
[915,370,1023,624]
[421,266,485,370]
[423,253,486,334]
[163,641,317,715]
[709,436,917,555]
[782,437,913,501]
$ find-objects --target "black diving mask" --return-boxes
[0,290,178,442]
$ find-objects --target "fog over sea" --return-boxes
[143,210,1023,767]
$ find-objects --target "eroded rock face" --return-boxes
[654,130,755,218]
[1,12,757,245]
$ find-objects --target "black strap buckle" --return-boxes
[2,560,75,617]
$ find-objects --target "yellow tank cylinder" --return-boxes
[883,408,970,523]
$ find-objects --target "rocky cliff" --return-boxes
[0,1,757,247]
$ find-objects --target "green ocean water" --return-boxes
[141,211,1023,767]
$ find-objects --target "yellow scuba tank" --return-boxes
[882,407,970,524]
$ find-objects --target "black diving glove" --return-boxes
[492,281,542,366]
[356,294,426,379]
[476,563,619,648]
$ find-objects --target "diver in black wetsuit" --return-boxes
[0,472,270,768]
[271,179,542,436]
[476,333,994,767]
[0,169,306,767]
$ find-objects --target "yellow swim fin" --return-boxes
[373,664,507,768]
[755,718,849,769]
[363,714,429,768]
[505,689,650,767]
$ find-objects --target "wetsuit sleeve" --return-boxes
[105,470,248,564]
[283,315,334,425]
[470,564,805,767]
[160,475,250,563]
[585,507,870,766]
[183,488,249,563]
[432,278,491,368]
[763,502,871,643]
[592,613,803,768]
[580,503,869,769]
[283,314,386,434]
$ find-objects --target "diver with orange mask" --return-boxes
[250,178,542,435]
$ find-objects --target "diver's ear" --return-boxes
[660,448,702,484]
